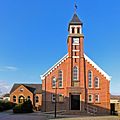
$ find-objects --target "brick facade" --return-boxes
[10,84,42,110]
[41,13,111,114]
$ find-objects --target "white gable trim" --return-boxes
[84,54,111,81]
[40,54,68,80]
[40,53,111,81]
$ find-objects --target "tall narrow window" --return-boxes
[72,27,75,33]
[58,70,63,88]
[52,77,56,88]
[95,94,99,102]
[95,77,99,88]
[59,94,64,102]
[77,27,80,33]
[13,95,16,102]
[52,94,55,102]
[88,70,92,88]
[88,94,93,103]
[35,96,39,103]
[73,66,78,81]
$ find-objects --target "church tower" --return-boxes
[67,13,85,88]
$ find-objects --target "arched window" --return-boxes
[35,96,39,103]
[73,66,78,81]
[18,95,25,103]
[88,70,92,88]
[52,77,56,88]
[27,96,30,100]
[13,95,16,102]
[95,77,99,88]
[58,70,63,88]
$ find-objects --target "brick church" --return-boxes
[41,13,111,114]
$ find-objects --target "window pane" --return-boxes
[88,71,92,88]
[95,77,99,88]
[95,94,99,102]
[58,70,63,87]
[52,77,56,87]
[73,66,78,81]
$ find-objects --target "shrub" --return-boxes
[13,100,33,113]
[0,101,15,112]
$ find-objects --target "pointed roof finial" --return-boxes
[74,0,77,13]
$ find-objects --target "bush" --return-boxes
[13,100,33,113]
[0,101,16,112]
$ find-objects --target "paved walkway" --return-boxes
[0,110,120,120]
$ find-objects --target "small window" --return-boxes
[72,27,75,33]
[73,66,78,81]
[58,70,63,88]
[77,27,80,33]
[13,96,16,102]
[88,94,93,103]
[88,70,92,88]
[95,94,99,102]
[75,52,77,56]
[75,45,77,50]
[52,94,56,102]
[35,96,39,103]
[59,94,64,102]
[52,77,56,88]
[27,96,30,100]
[95,77,99,88]
[20,88,24,92]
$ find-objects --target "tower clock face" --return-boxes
[73,38,79,44]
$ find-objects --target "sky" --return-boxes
[0,0,120,95]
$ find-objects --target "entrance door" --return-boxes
[71,95,80,110]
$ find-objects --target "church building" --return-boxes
[40,13,111,114]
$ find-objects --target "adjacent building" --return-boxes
[40,13,111,114]
[10,84,42,110]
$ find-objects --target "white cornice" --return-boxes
[40,54,68,80]
[40,53,111,81]
[84,54,111,81]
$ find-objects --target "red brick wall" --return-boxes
[42,35,110,114]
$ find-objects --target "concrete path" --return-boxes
[0,110,48,120]
[0,110,120,120]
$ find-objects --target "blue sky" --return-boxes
[0,0,120,95]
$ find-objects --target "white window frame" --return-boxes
[95,77,99,88]
[58,94,64,102]
[95,94,99,103]
[35,96,39,103]
[52,77,56,88]
[52,94,55,102]
[13,95,16,102]
[73,66,78,81]
[58,70,63,88]
[88,70,92,88]
[88,94,93,103]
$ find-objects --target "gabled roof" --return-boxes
[10,84,42,94]
[69,13,83,25]
[3,93,10,97]
[41,54,111,81]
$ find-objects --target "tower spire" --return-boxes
[74,0,77,13]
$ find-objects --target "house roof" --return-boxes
[111,95,120,101]
[10,84,42,94]
[69,13,83,25]
[3,93,10,97]
[41,54,111,81]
